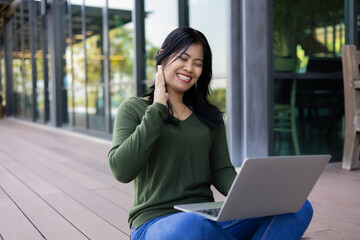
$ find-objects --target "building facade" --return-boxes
[0,0,359,165]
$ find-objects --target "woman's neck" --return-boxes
[168,91,184,106]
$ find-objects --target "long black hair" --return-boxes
[145,27,223,129]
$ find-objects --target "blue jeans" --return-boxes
[130,200,313,240]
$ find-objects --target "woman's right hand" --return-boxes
[154,65,169,107]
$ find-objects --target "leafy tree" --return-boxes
[109,26,134,81]
[209,88,226,113]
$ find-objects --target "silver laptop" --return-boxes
[174,155,330,222]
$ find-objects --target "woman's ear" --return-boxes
[157,49,166,67]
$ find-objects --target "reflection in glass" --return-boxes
[273,0,344,70]
[35,1,43,120]
[273,1,345,157]
[13,24,25,118]
[34,13,47,122]
[63,1,71,88]
[35,0,41,17]
[36,17,44,121]
[46,12,51,122]
[22,0,31,119]
[145,0,177,83]
[24,22,33,120]
[108,0,135,132]
[209,79,227,113]
[72,4,85,87]
[37,91,45,121]
[61,1,70,125]
[66,89,74,126]
[15,93,24,117]
[88,86,105,131]
[189,0,227,113]
[110,83,134,129]
[85,1,104,85]
[108,0,134,85]
[70,3,85,128]
[74,88,86,128]
[23,0,30,25]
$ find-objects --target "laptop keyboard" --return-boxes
[196,208,221,217]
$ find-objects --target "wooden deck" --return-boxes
[0,118,359,240]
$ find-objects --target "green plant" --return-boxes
[273,0,344,58]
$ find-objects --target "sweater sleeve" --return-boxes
[209,122,237,196]
[108,99,168,183]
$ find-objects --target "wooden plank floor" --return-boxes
[0,118,359,240]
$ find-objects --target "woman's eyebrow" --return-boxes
[180,52,190,57]
[181,52,203,62]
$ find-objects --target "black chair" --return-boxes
[274,57,300,155]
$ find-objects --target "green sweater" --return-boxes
[108,97,236,229]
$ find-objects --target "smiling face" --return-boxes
[162,42,204,97]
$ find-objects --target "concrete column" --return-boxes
[227,0,273,166]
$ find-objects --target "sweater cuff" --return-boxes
[148,102,168,121]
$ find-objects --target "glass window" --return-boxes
[71,2,86,128]
[273,0,345,157]
[35,16,45,122]
[144,0,178,85]
[74,88,86,128]
[273,1,344,67]
[23,0,30,25]
[108,0,135,127]
[66,88,73,125]
[44,11,51,123]
[85,0,106,131]
[23,0,32,119]
[64,8,73,126]
[87,86,105,131]
[108,0,134,85]
[37,90,45,121]
[35,0,41,17]
[110,83,134,120]
[85,0,104,85]
[189,0,227,113]
[24,22,33,120]
[61,0,71,125]
[72,3,85,88]
[13,5,25,118]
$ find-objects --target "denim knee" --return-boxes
[146,212,214,240]
[300,199,313,225]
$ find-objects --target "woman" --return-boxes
[108,27,313,240]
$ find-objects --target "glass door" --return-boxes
[273,0,345,158]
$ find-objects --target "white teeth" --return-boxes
[177,74,191,81]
